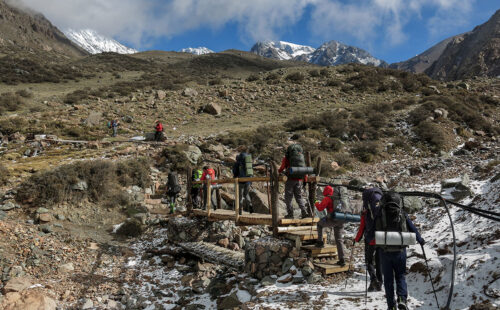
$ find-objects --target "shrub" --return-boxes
[326,79,341,87]
[351,141,380,163]
[15,89,33,98]
[309,69,320,77]
[0,92,25,113]
[208,78,223,86]
[285,72,305,83]
[246,74,260,82]
[64,89,89,104]
[265,72,280,81]
[162,144,194,171]
[319,68,330,77]
[334,153,354,168]
[414,121,448,151]
[0,164,9,186]
[0,117,29,135]
[16,158,151,207]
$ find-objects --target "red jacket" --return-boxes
[201,168,216,181]
[155,122,163,132]
[315,186,334,213]
[278,157,303,181]
[355,211,375,245]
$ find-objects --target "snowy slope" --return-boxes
[306,40,388,67]
[64,29,137,54]
[180,47,214,55]
[250,41,316,61]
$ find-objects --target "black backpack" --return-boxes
[237,153,253,177]
[167,172,181,195]
[286,144,305,167]
[375,191,408,250]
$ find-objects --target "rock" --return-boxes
[218,291,241,309]
[393,186,423,213]
[182,88,198,97]
[55,214,65,221]
[38,213,53,223]
[441,175,472,202]
[277,274,293,283]
[457,82,470,90]
[0,202,16,211]
[330,161,340,171]
[115,219,143,237]
[157,90,167,100]
[82,298,94,309]
[282,258,294,273]
[349,178,368,187]
[58,263,74,273]
[71,180,88,191]
[218,89,229,97]
[133,213,148,225]
[203,102,222,116]
[122,115,134,123]
[301,266,313,277]
[234,234,245,249]
[217,238,230,248]
[183,145,202,165]
[3,276,32,293]
[228,242,240,251]
[39,224,53,233]
[249,190,270,214]
[86,112,102,127]
[428,85,440,94]
[1,291,57,310]
[0,211,6,220]
[434,108,448,119]
[36,208,50,214]
[464,140,481,151]
[409,166,423,176]
[306,273,323,284]
[8,132,25,142]
[260,276,276,286]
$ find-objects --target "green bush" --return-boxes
[0,117,29,135]
[208,78,223,85]
[351,141,380,163]
[0,92,25,113]
[309,70,320,77]
[414,121,448,151]
[0,164,9,186]
[246,74,260,82]
[162,144,193,171]
[326,79,341,87]
[285,72,305,83]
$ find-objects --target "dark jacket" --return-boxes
[233,152,251,184]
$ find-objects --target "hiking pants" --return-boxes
[380,249,408,309]
[112,127,117,137]
[284,179,307,216]
[155,131,163,141]
[317,217,345,262]
[191,187,200,208]
[238,182,253,214]
[365,243,383,284]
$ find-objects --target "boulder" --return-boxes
[182,88,198,97]
[1,291,57,310]
[218,291,241,309]
[38,213,53,223]
[157,90,167,100]
[85,112,102,127]
[58,263,74,273]
[71,180,88,191]
[249,190,270,214]
[203,102,222,116]
[3,276,32,293]
[393,186,423,214]
[457,82,470,90]
[183,145,202,165]
[0,201,17,211]
[8,132,25,142]
[441,175,472,202]
[0,211,6,220]
[260,276,276,286]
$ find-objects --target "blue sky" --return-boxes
[18,0,500,63]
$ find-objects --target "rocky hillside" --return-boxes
[64,29,137,54]
[0,0,86,58]
[390,34,464,73]
[425,9,500,80]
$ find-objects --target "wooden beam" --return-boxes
[266,165,272,215]
[234,179,240,224]
[193,176,287,185]
[271,161,280,237]
[186,167,193,213]
[314,262,351,275]
[277,226,316,233]
[279,217,320,225]
[206,179,212,217]
[216,167,222,211]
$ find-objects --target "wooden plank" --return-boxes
[302,244,338,255]
[206,180,212,217]
[271,161,280,237]
[234,180,240,223]
[239,213,273,226]
[194,209,237,221]
[186,167,192,213]
[216,167,222,210]
[314,262,351,275]
[279,217,320,226]
[277,226,316,233]
[193,176,287,185]
[283,231,327,241]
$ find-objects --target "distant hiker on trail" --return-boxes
[191,168,203,209]
[108,119,119,137]
[232,146,254,214]
[154,120,164,142]
[201,165,216,210]
[314,185,346,266]
[279,143,310,219]
[355,187,384,292]
[365,189,425,310]
[166,171,181,214]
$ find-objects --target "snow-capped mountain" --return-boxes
[304,40,388,67]
[251,40,387,67]
[64,29,137,54]
[250,41,316,61]
[180,47,214,55]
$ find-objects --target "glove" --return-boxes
[419,239,426,246]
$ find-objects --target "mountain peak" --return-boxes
[64,29,137,55]
[251,41,315,60]
[180,47,214,55]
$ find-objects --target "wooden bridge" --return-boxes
[185,154,351,275]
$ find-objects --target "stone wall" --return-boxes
[244,236,297,279]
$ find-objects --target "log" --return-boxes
[216,167,222,210]
[271,161,280,237]
[277,226,316,233]
[187,167,193,213]
[192,176,287,185]
[234,179,240,223]
[206,179,212,217]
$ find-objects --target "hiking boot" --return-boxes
[301,210,309,219]
[397,296,408,310]
[335,259,346,267]
[285,213,294,219]
[375,280,383,291]
[367,280,377,292]
[315,240,325,248]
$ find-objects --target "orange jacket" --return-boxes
[201,168,216,181]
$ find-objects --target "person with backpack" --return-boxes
[232,146,254,214]
[166,171,181,214]
[365,189,425,310]
[191,168,203,209]
[154,120,164,142]
[314,185,346,266]
[278,143,310,219]
[355,187,384,292]
[108,119,119,137]
[201,165,216,210]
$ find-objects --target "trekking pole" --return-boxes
[344,241,356,289]
[365,263,368,306]
[421,244,440,309]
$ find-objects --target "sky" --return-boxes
[11,0,500,63]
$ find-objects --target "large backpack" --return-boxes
[237,153,253,177]
[192,169,202,188]
[330,186,351,213]
[167,172,181,195]
[375,191,409,251]
[286,144,305,168]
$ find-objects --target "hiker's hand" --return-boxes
[352,240,356,247]
[419,239,426,246]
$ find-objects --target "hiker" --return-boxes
[278,143,310,219]
[191,168,203,209]
[109,119,119,137]
[201,165,216,210]
[232,146,254,214]
[154,120,164,142]
[355,187,384,292]
[314,185,346,266]
[166,171,181,214]
[365,189,425,310]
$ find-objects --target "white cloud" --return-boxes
[12,0,477,49]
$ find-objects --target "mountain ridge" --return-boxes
[64,29,137,54]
